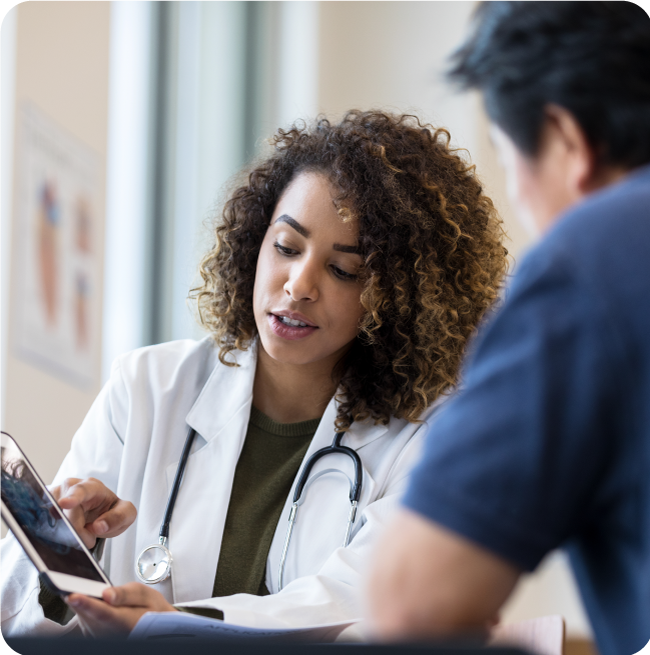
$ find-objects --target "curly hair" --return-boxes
[193,110,508,430]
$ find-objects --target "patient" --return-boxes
[1,110,508,638]
[368,5,650,655]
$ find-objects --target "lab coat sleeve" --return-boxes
[1,360,128,637]
[176,425,427,637]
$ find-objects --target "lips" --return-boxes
[268,312,318,341]
[272,310,318,328]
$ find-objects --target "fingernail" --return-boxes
[95,520,109,535]
[67,596,81,607]
[105,589,116,604]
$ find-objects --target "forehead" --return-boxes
[272,171,358,236]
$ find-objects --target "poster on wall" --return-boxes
[12,104,101,389]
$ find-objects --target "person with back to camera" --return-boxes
[1,110,508,638]
[368,4,650,655]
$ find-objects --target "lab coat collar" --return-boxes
[184,340,389,450]
[184,342,257,445]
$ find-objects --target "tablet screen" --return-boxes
[1,442,105,582]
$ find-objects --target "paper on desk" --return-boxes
[129,611,355,642]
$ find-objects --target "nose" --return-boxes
[284,258,319,302]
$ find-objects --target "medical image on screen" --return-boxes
[1,445,105,582]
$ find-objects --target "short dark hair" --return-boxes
[448,1,650,168]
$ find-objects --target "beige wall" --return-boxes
[3,2,110,485]
[317,1,533,265]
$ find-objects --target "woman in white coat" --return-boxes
[1,111,507,637]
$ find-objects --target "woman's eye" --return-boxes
[332,266,358,282]
[273,242,297,256]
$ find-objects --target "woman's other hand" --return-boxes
[51,477,136,548]
[67,583,177,636]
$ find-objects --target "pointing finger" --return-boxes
[57,485,89,509]
[89,499,137,538]
[51,478,81,504]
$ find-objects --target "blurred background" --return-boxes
[0,1,593,650]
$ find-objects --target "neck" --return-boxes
[542,163,631,234]
[583,163,630,195]
[253,346,342,424]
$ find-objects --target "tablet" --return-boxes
[1,431,112,598]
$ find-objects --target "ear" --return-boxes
[543,104,597,194]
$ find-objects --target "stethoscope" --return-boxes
[135,426,197,584]
[135,424,363,588]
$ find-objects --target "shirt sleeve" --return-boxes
[402,245,626,571]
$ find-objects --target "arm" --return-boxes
[367,508,520,640]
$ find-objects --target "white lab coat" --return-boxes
[1,338,443,638]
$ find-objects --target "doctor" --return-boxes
[1,110,507,637]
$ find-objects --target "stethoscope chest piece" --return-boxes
[136,539,173,584]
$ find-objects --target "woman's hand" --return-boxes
[50,478,136,549]
[67,583,177,636]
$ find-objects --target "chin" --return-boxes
[263,342,321,366]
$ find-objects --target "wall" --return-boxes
[1,3,18,447]
[2,1,111,485]
[317,0,532,264]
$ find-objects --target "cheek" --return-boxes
[333,288,364,336]
[253,254,271,320]
[254,243,281,299]
[507,158,545,237]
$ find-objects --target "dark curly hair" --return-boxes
[193,110,508,430]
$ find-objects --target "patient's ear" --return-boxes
[544,104,628,196]
[543,104,596,197]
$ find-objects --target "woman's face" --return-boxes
[253,171,364,370]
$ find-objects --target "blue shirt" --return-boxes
[404,164,650,655]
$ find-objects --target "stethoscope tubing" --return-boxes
[135,426,196,584]
[159,426,197,543]
[136,425,362,590]
[292,431,363,504]
[278,430,362,591]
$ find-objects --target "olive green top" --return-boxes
[40,407,320,624]
[212,405,319,598]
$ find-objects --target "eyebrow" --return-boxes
[275,213,361,254]
[332,243,361,254]
[275,214,310,238]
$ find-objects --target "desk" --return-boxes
[6,637,530,655]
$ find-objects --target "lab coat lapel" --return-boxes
[166,345,257,603]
